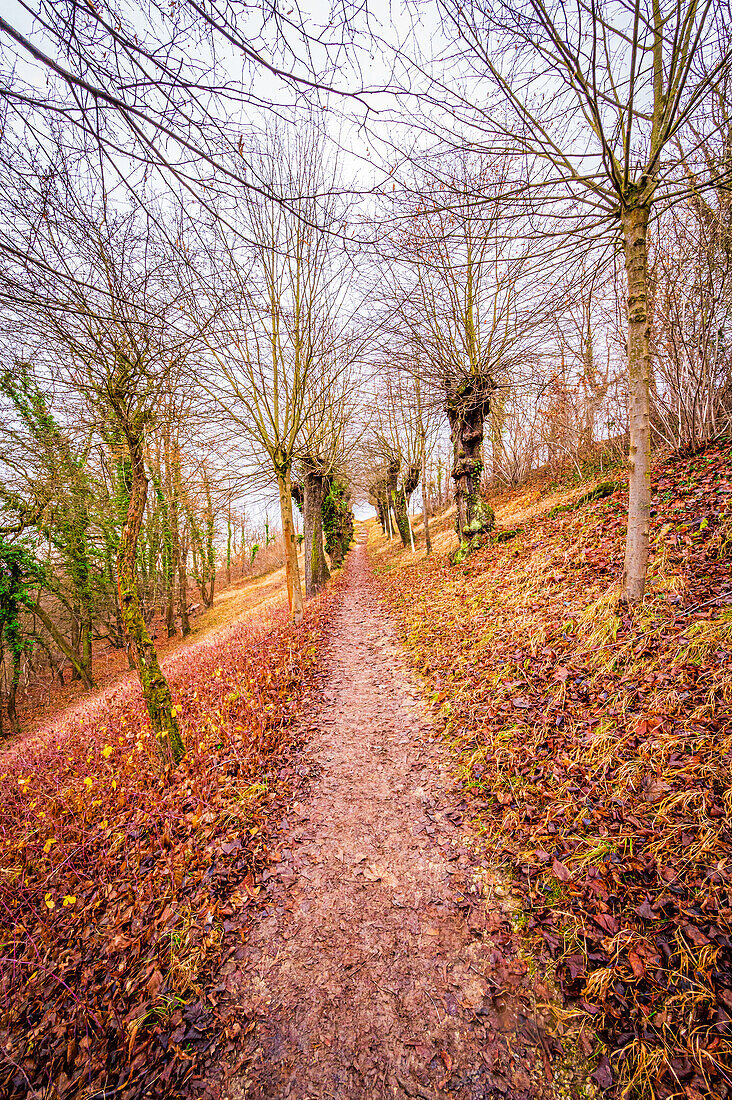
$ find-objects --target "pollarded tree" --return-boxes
[385,158,539,543]
[201,128,354,619]
[293,357,359,597]
[367,372,424,549]
[424,0,732,598]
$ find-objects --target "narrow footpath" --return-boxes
[222,539,562,1100]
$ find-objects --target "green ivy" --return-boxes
[0,537,46,665]
[322,479,353,559]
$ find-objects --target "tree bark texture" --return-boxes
[621,204,652,603]
[369,463,398,536]
[303,469,330,599]
[172,455,191,637]
[117,435,185,764]
[277,467,304,620]
[391,464,420,548]
[445,374,494,540]
[422,451,432,556]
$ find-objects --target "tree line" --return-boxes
[1,0,731,762]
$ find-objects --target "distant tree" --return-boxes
[201,129,354,619]
[293,358,359,596]
[367,373,423,549]
[0,538,45,735]
[384,159,538,545]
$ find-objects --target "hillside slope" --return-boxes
[371,441,732,1100]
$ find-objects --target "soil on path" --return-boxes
[220,539,563,1100]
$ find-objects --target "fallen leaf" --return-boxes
[591,1054,612,1089]
[552,858,572,882]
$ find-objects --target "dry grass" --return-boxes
[371,440,732,1100]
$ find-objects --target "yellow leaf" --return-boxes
[102,746,114,759]
[62,895,77,907]
[44,892,55,910]
[43,838,56,854]
[83,777,93,788]
[100,819,108,828]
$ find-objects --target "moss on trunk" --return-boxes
[117,434,184,765]
[446,373,494,541]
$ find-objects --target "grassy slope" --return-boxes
[370,441,732,1100]
[0,552,331,1100]
[16,552,304,737]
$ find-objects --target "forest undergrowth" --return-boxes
[373,440,732,1100]
[0,586,335,1100]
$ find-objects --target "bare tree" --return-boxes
[200,129,355,619]
[0,152,193,762]
[383,159,539,544]
[418,0,732,598]
[293,357,359,597]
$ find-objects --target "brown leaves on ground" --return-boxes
[0,594,335,1100]
[373,440,732,1100]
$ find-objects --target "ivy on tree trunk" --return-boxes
[117,434,184,765]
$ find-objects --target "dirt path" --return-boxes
[221,539,558,1100]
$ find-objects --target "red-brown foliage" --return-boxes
[0,596,333,1099]
[374,441,732,1098]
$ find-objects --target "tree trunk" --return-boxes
[422,450,432,556]
[621,203,652,604]
[172,455,191,637]
[117,434,184,765]
[30,600,96,689]
[226,506,232,587]
[155,475,176,638]
[178,532,191,637]
[70,611,81,681]
[303,469,330,599]
[203,473,216,608]
[81,617,92,679]
[6,647,21,736]
[490,393,506,484]
[446,375,494,540]
[277,467,304,620]
[391,464,420,548]
[165,567,176,639]
[240,519,246,578]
